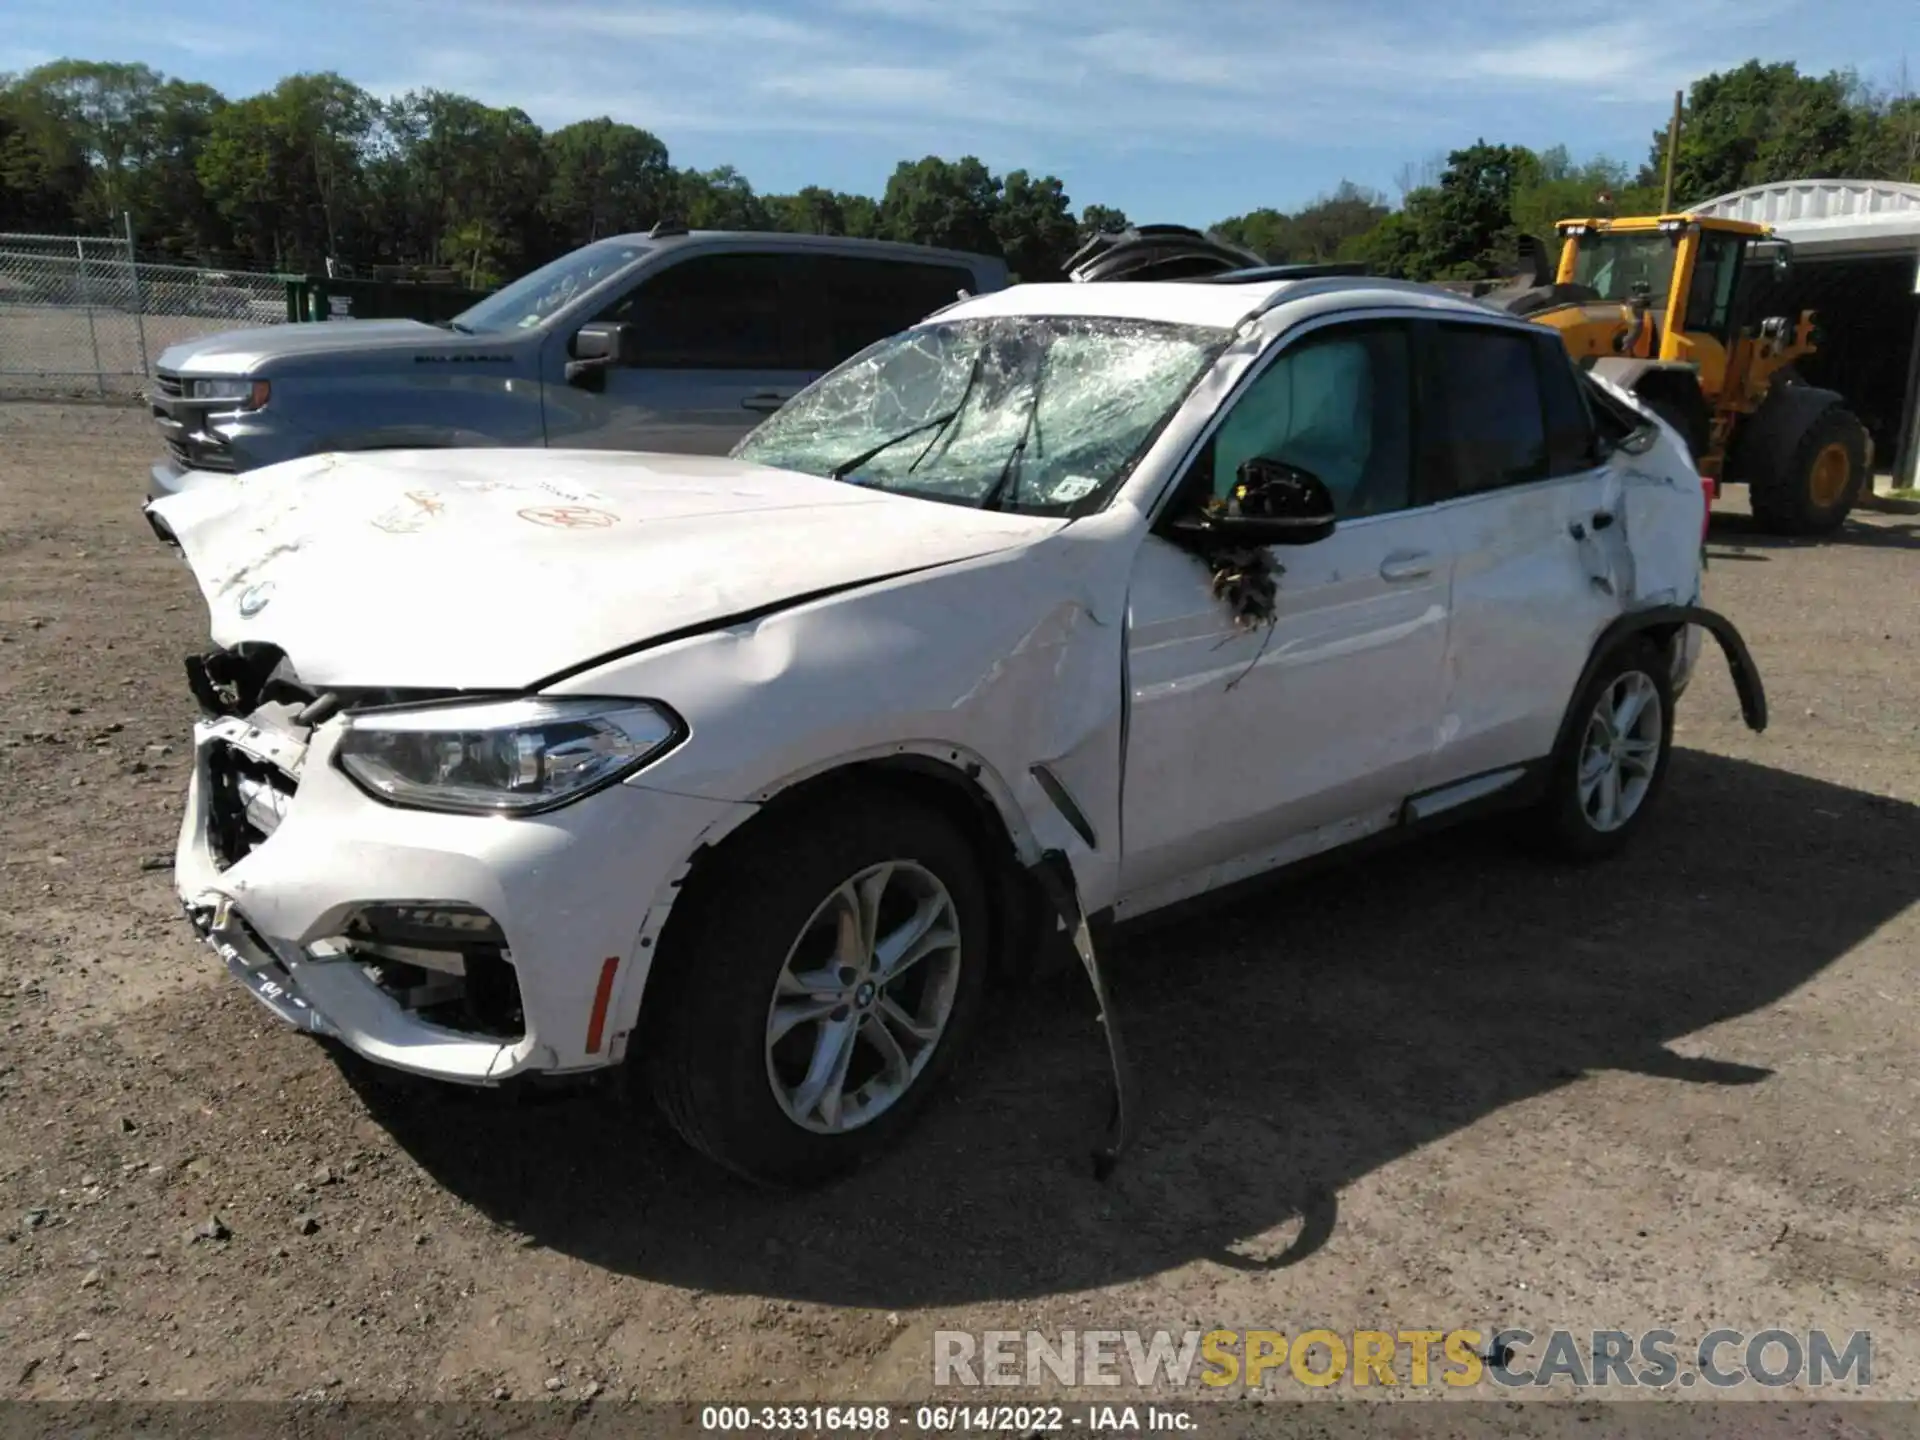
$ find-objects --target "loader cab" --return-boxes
[1554,215,1775,399]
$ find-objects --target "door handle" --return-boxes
[1379,550,1433,582]
[740,392,788,414]
[1569,510,1615,541]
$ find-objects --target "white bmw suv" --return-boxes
[145,271,1766,1187]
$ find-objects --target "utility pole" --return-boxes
[1661,89,1684,214]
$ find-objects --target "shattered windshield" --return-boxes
[732,316,1229,514]
[450,239,651,333]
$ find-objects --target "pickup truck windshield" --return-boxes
[733,315,1228,514]
[451,239,651,333]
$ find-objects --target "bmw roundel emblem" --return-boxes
[237,582,275,618]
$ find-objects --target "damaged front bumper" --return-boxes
[170,711,746,1084]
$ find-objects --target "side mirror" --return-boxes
[1165,456,1338,548]
[565,321,638,388]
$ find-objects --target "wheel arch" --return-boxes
[1550,605,1768,768]
[611,746,1051,1064]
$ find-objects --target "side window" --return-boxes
[597,253,809,369]
[1682,232,1746,336]
[1534,333,1601,476]
[1432,324,1547,494]
[1205,322,1414,519]
[810,256,975,366]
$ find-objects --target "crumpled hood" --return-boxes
[154,318,469,374]
[148,448,1062,689]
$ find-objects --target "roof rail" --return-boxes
[1243,272,1515,320]
[1194,262,1372,285]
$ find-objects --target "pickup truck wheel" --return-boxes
[645,792,990,1188]
[1531,639,1675,862]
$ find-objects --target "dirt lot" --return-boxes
[1,399,1918,1418]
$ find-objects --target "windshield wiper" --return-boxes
[444,320,477,335]
[978,352,1046,513]
[828,408,964,481]
[828,346,988,482]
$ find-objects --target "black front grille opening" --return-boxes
[154,371,185,398]
[335,904,525,1040]
[166,436,235,473]
[206,742,299,870]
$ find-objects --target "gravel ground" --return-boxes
[1,399,1917,1421]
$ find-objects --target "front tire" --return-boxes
[1531,639,1676,862]
[645,789,991,1188]
[1747,404,1868,537]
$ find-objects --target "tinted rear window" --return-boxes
[1433,324,1548,494]
[627,253,810,369]
[808,255,976,366]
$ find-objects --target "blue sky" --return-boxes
[5,0,1915,222]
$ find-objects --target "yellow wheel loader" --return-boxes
[1478,214,1873,536]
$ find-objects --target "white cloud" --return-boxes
[6,0,1863,193]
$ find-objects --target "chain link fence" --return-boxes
[0,230,290,400]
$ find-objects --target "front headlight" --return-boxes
[334,697,683,815]
[189,377,270,409]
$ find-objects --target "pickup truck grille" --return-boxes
[151,369,236,472]
[165,435,235,473]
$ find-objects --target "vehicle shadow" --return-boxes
[340,749,1919,1307]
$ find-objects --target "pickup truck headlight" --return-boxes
[189,377,270,409]
[335,698,683,815]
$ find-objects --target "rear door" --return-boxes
[541,251,817,454]
[1426,321,1619,785]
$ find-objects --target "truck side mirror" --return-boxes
[566,321,638,389]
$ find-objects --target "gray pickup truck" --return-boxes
[146,227,1009,499]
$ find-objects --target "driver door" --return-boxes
[1116,316,1456,913]
[541,251,818,454]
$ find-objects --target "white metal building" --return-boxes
[1693,179,1920,486]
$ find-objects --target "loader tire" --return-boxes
[1746,404,1868,537]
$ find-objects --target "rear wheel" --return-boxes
[644,790,990,1188]
[1746,404,1868,536]
[1529,639,1676,862]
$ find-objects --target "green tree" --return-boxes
[1212,207,1293,261]
[993,169,1077,280]
[197,72,377,269]
[762,185,847,234]
[136,80,230,259]
[374,90,544,276]
[538,116,674,249]
[0,76,90,231]
[1646,61,1865,204]
[1289,182,1390,260]
[1339,209,1424,277]
[1076,203,1129,240]
[879,155,1001,255]
[676,164,769,229]
[6,60,163,224]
